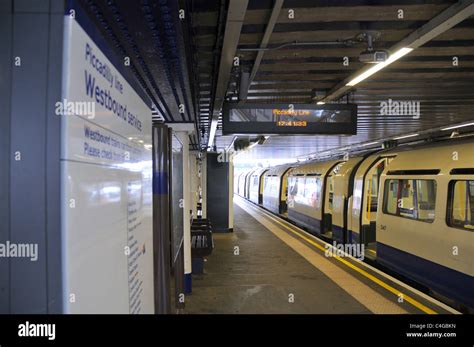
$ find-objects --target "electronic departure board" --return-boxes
[222,103,357,135]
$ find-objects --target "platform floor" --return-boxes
[184,197,456,314]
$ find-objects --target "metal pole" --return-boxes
[152,123,171,314]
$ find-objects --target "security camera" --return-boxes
[359,49,389,63]
[356,31,389,63]
[257,135,267,145]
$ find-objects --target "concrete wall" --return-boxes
[0,0,64,313]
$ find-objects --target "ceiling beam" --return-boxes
[240,0,284,101]
[207,0,249,149]
[193,4,449,26]
[315,0,474,103]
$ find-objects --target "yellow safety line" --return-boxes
[241,199,437,315]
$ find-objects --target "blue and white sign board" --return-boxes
[60,17,154,313]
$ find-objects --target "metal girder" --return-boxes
[315,0,474,103]
[207,0,249,149]
[240,0,284,102]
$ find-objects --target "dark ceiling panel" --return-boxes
[79,0,199,147]
[77,0,474,153]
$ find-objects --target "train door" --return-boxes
[258,170,268,204]
[280,170,291,215]
[361,157,394,253]
[251,173,259,202]
[245,171,253,199]
[323,168,337,236]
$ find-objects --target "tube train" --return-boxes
[235,138,474,311]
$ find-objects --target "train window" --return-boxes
[447,180,474,231]
[304,176,322,208]
[288,177,298,196]
[294,177,306,205]
[383,179,437,223]
[288,176,302,205]
[366,174,379,214]
[270,176,279,198]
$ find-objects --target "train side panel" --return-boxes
[287,160,341,235]
[376,142,474,309]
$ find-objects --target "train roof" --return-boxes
[249,167,268,177]
[261,137,474,177]
[289,159,342,176]
[381,140,474,173]
[263,164,294,177]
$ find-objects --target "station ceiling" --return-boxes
[82,0,474,159]
[190,0,474,159]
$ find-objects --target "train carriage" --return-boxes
[248,168,268,205]
[244,169,257,199]
[329,157,365,243]
[376,140,474,309]
[262,164,293,215]
[287,159,343,235]
[348,152,397,248]
[256,138,473,310]
[234,172,243,195]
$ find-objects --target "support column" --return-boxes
[228,153,234,232]
[2,1,65,313]
[152,124,171,314]
[169,124,194,294]
[201,152,207,219]
[180,133,192,293]
[189,151,199,218]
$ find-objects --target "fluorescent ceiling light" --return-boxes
[317,101,325,105]
[207,122,218,151]
[346,47,413,87]
[393,133,418,140]
[247,141,259,150]
[360,141,379,147]
[441,122,474,131]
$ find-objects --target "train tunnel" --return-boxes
[0,0,473,344]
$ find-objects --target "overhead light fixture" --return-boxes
[207,123,217,151]
[247,141,259,150]
[441,122,474,131]
[317,101,325,105]
[360,141,379,147]
[393,133,418,140]
[346,47,413,87]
